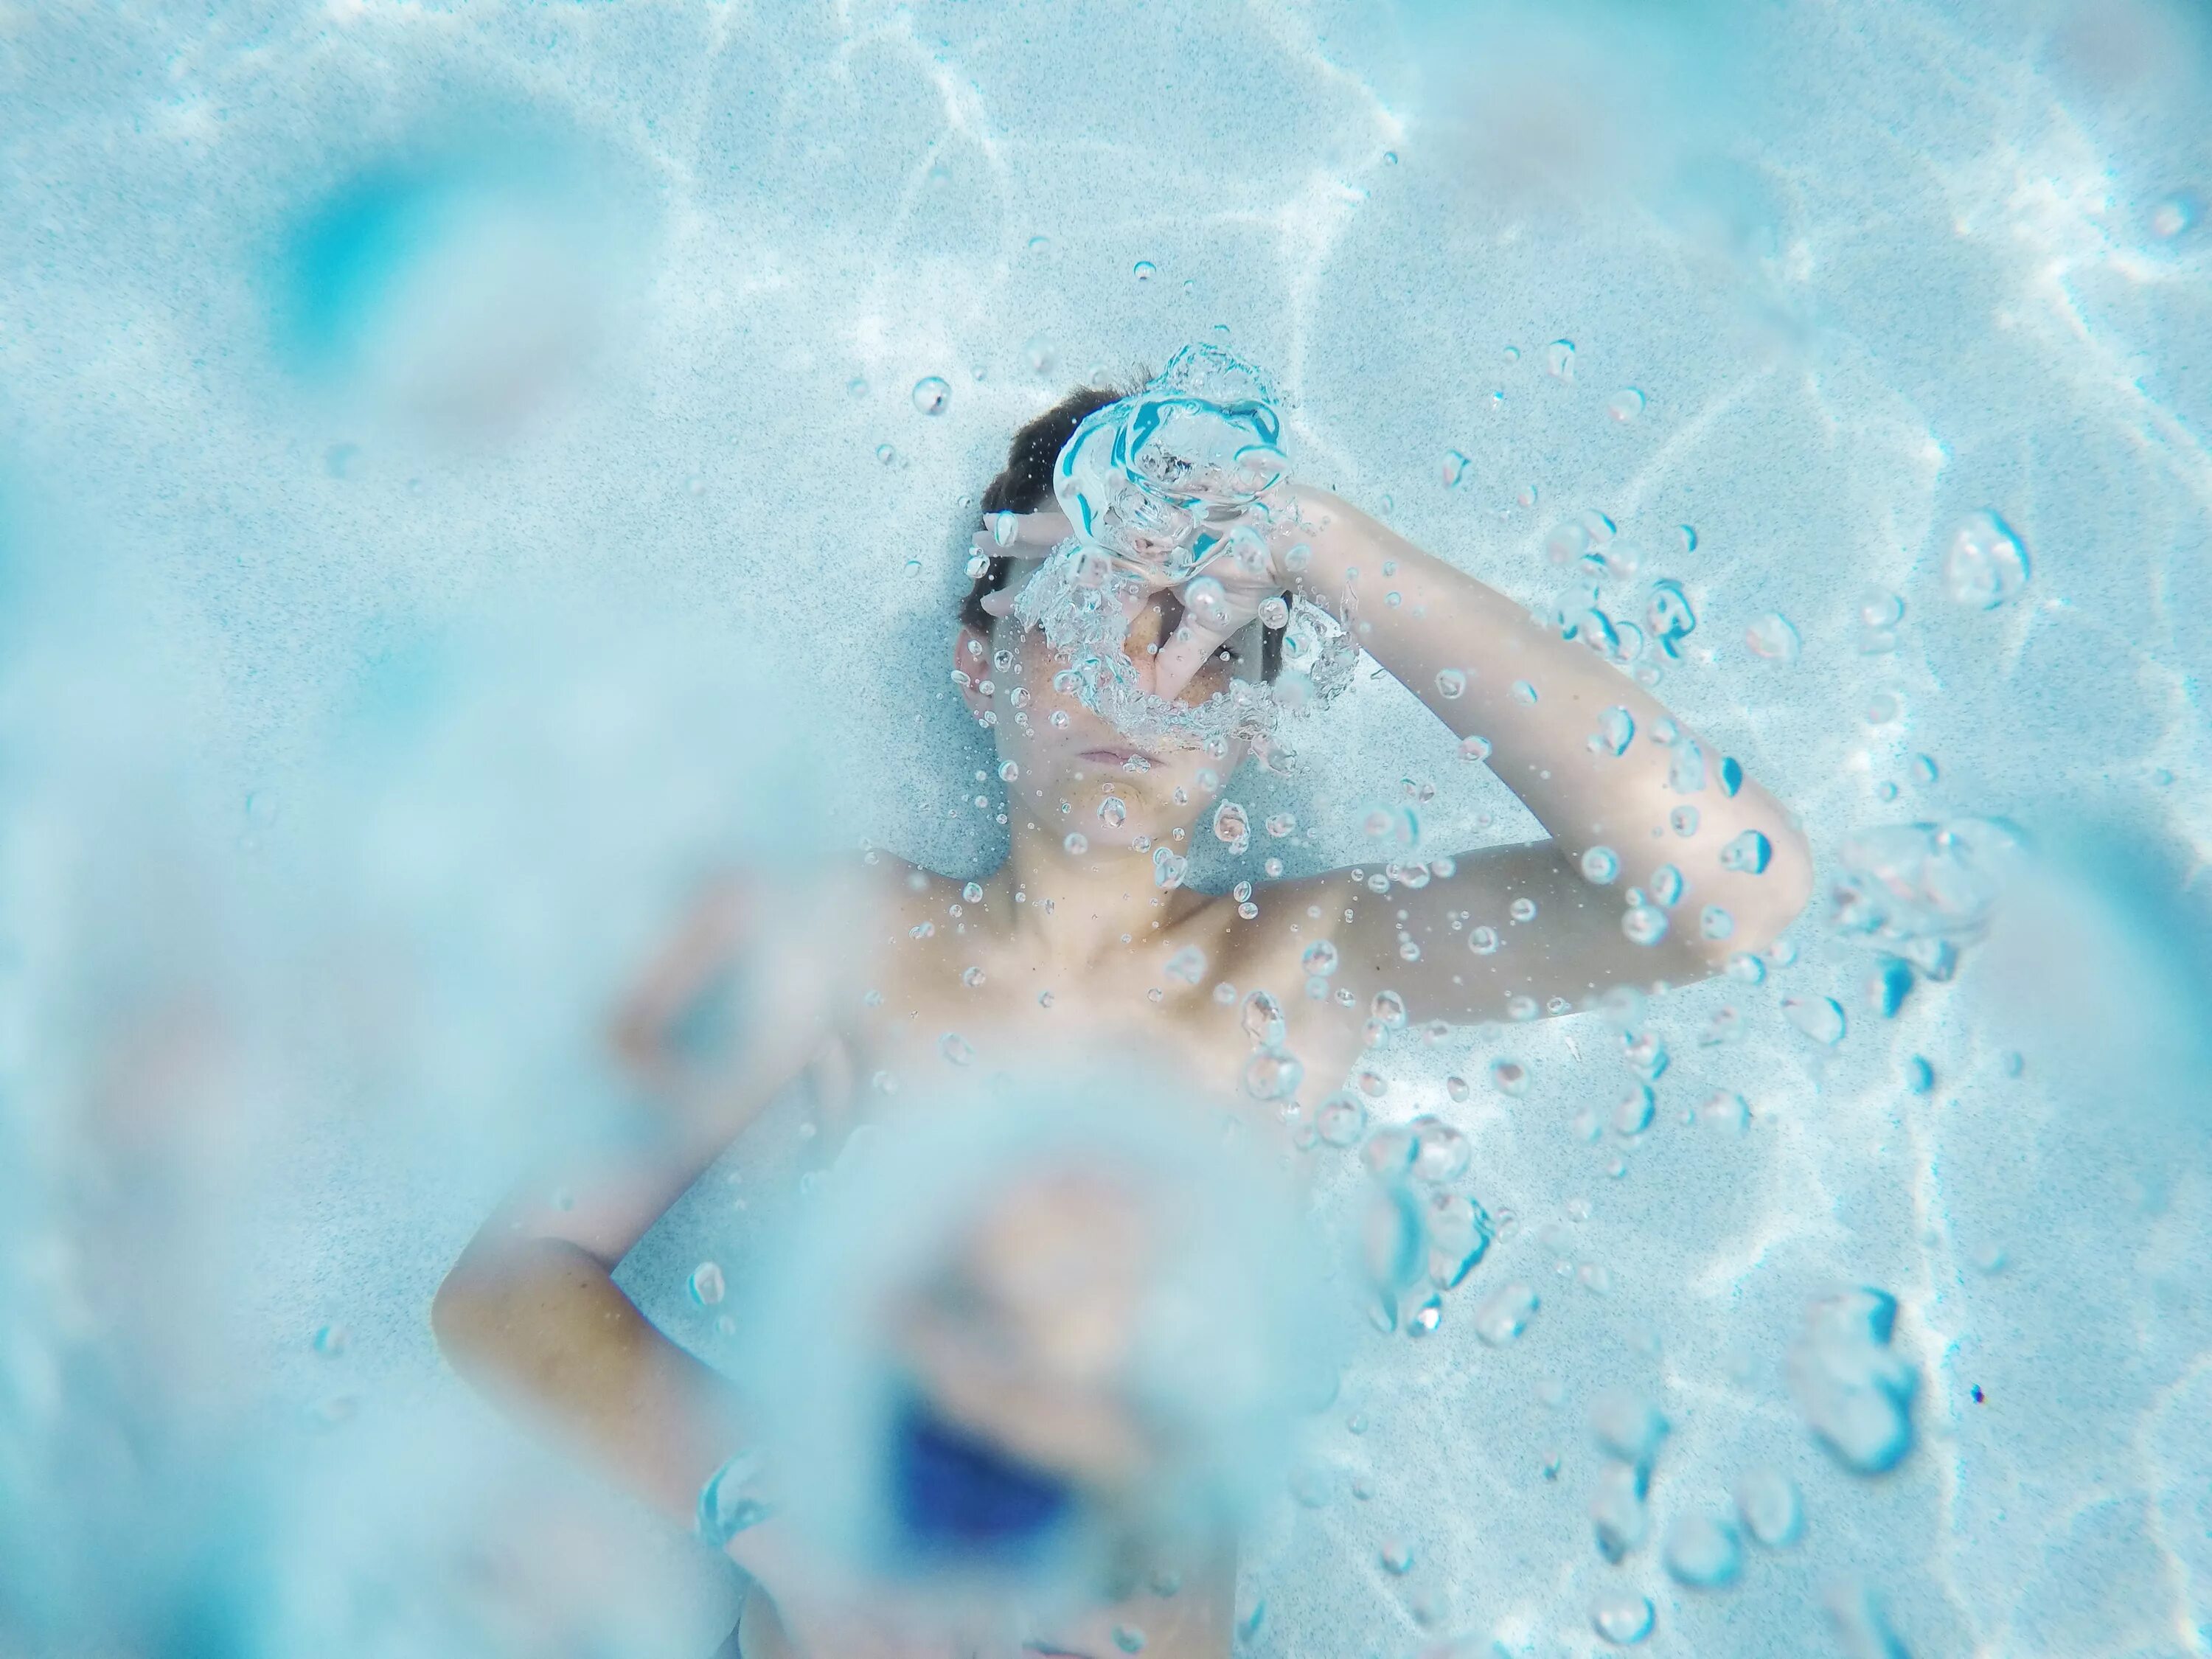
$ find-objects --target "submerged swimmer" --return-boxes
[433,373,1814,1657]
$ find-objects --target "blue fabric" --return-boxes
[888,1389,1074,1560]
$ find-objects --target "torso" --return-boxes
[721,852,1378,1659]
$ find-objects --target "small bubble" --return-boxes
[1512,679,1538,704]
[1581,845,1620,884]
[1133,260,1158,281]
[1063,832,1088,855]
[911,376,950,414]
[1720,830,1772,873]
[1613,1083,1655,1137]
[1605,388,1646,422]
[1469,925,1501,955]
[1458,734,1493,762]
[1590,1591,1655,1646]
[1735,1466,1802,1547]
[1782,995,1846,1045]
[687,1261,727,1307]
[1474,1281,1539,1346]
[939,1032,975,1065]
[1316,1093,1367,1146]
[1489,1057,1528,1096]
[1545,339,1576,380]
[2150,192,2197,240]
[1435,667,1467,698]
[1941,509,2029,609]
[1745,612,1802,663]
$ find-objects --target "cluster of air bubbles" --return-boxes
[1054,343,1284,571]
[1939,510,2030,609]
[1830,818,2022,972]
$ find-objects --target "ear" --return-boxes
[953,621,994,722]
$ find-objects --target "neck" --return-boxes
[990,818,1201,971]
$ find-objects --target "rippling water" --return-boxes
[3,2,2208,1655]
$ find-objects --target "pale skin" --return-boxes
[431,480,1814,1658]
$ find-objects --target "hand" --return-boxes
[969,501,1302,699]
[1146,493,1308,702]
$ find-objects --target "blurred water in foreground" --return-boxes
[3,1,2211,1656]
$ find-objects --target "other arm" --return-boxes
[1273,487,1812,1022]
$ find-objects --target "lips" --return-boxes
[1078,745,1152,767]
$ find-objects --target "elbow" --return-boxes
[1721,825,1815,962]
[431,1253,501,1376]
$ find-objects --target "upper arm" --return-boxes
[444,865,868,1284]
[1302,838,1721,1027]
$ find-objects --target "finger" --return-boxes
[979,586,1019,618]
[1150,619,1235,704]
[984,509,1074,549]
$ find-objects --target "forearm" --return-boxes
[432,1237,748,1532]
[1289,489,1811,950]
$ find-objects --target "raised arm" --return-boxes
[1271,487,1812,1023]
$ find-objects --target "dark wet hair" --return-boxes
[961,385,1287,679]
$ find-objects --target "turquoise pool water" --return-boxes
[3,2,2209,1655]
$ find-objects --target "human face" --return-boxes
[959,576,1263,855]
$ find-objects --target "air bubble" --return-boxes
[911,376,950,415]
[1473,1281,1540,1346]
[1664,1514,1741,1588]
[1435,668,1467,699]
[1590,1593,1654,1646]
[1782,995,1846,1045]
[689,1262,726,1307]
[1316,1093,1367,1146]
[1745,612,1801,663]
[1545,339,1576,379]
[1606,388,1646,422]
[1720,830,1772,873]
[1736,1466,1801,1546]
